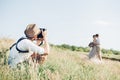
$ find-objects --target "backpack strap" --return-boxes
[10,43,16,50]
[16,37,29,53]
[10,37,29,53]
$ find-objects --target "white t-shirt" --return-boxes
[8,38,44,68]
[96,38,100,45]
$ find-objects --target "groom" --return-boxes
[95,34,102,61]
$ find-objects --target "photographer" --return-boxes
[8,24,49,68]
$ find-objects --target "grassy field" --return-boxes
[0,38,120,80]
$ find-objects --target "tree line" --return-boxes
[50,44,120,55]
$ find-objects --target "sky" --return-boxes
[0,0,120,50]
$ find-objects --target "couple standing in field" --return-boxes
[88,34,102,63]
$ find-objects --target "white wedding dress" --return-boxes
[88,46,97,59]
[88,46,102,64]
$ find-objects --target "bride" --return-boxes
[88,35,97,59]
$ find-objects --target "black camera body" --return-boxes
[37,28,46,38]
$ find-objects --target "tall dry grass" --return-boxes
[0,38,120,80]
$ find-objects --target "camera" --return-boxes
[37,28,46,38]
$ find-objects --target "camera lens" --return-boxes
[37,31,43,38]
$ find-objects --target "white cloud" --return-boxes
[93,20,111,26]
